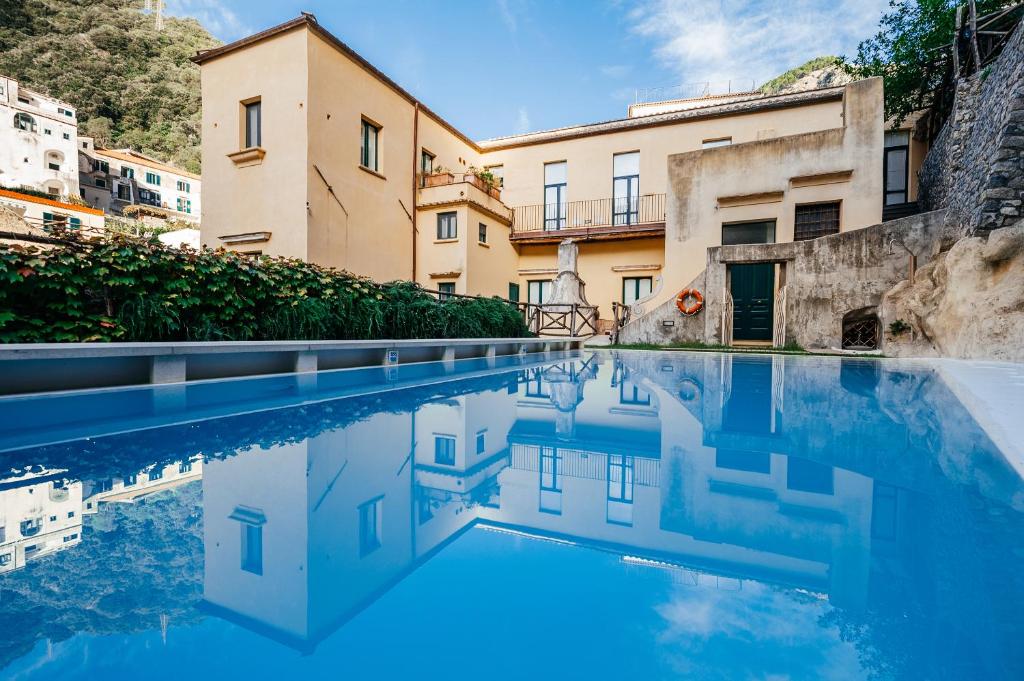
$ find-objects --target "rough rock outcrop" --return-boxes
[881,224,1024,361]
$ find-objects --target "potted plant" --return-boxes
[422,164,454,188]
[467,167,501,199]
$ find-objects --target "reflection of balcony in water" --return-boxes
[0,470,83,574]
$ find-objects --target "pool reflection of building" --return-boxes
[0,457,202,574]
[198,353,905,650]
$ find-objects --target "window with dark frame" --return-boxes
[884,131,909,206]
[543,161,567,230]
[361,118,380,171]
[612,152,639,225]
[434,435,456,465]
[358,497,383,557]
[244,100,261,148]
[622,276,652,305]
[508,282,520,302]
[722,219,776,245]
[478,222,487,243]
[794,202,841,241]
[437,211,457,240]
[420,149,434,186]
[438,282,455,300]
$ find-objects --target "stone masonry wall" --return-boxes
[919,24,1024,234]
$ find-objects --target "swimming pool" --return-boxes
[0,350,1021,679]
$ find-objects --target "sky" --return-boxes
[164,0,891,140]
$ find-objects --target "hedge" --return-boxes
[0,235,530,342]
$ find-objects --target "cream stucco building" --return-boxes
[194,14,925,331]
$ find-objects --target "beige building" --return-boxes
[195,14,924,329]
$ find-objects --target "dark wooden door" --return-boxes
[731,263,774,341]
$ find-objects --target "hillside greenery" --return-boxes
[0,0,219,173]
[760,56,847,95]
[0,235,530,342]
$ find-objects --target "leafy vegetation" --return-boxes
[760,56,847,94]
[0,235,529,342]
[601,341,822,356]
[0,0,220,173]
[847,0,1012,124]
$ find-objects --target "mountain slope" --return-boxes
[0,0,220,173]
[760,56,852,95]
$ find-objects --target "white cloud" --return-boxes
[163,0,252,42]
[496,0,519,34]
[627,0,890,87]
[516,106,531,133]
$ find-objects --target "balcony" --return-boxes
[511,194,666,243]
[417,172,512,224]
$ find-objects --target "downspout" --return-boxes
[411,102,419,283]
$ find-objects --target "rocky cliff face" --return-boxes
[882,224,1024,361]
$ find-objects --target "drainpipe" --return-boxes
[411,102,419,283]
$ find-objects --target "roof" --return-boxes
[0,188,105,216]
[191,14,849,154]
[478,86,846,150]
[95,148,201,181]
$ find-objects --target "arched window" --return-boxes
[13,112,36,132]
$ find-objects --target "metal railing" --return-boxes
[512,194,665,236]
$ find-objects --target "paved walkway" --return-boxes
[936,359,1024,477]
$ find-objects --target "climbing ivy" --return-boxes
[0,235,529,342]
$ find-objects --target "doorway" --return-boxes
[730,263,774,342]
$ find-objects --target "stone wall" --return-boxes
[619,210,950,349]
[919,24,1024,234]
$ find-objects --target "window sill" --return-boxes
[477,241,490,248]
[228,147,266,167]
[358,164,386,180]
[434,238,459,244]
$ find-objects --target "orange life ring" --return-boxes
[676,288,704,316]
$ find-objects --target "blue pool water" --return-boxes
[0,350,1022,680]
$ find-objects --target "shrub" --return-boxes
[0,234,530,342]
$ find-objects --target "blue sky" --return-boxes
[165,0,890,140]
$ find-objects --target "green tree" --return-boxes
[848,0,1012,124]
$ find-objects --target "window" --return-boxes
[612,151,640,225]
[607,455,635,526]
[716,449,771,474]
[121,166,134,179]
[177,197,192,214]
[95,178,107,188]
[244,100,261,148]
[64,534,79,543]
[241,523,263,574]
[96,160,109,174]
[50,515,57,522]
[539,447,563,514]
[138,189,161,206]
[434,435,456,465]
[485,164,504,188]
[124,474,137,486]
[508,282,520,302]
[41,212,68,229]
[43,128,51,135]
[145,171,160,186]
[794,202,840,241]
[116,184,131,201]
[527,279,552,305]
[787,457,834,495]
[13,112,35,132]
[58,107,72,118]
[48,162,60,171]
[359,497,383,556]
[360,118,380,171]
[179,461,192,474]
[148,466,163,481]
[884,131,909,206]
[67,511,75,518]
[436,211,457,240]
[420,149,434,186]
[176,180,190,193]
[69,217,81,229]
[476,431,486,455]
[438,282,455,300]
[722,219,775,245]
[0,553,10,567]
[619,383,651,406]
[0,526,4,543]
[62,132,70,140]
[543,161,567,230]
[622,276,652,305]
[478,222,487,243]
[82,141,88,149]
[702,137,732,148]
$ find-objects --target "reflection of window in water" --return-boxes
[607,455,635,526]
[149,467,163,481]
[124,474,137,486]
[179,461,192,474]
[715,449,771,474]
[359,497,383,557]
[840,357,881,398]
[619,383,651,406]
[539,447,563,515]
[871,482,899,541]
[786,456,834,495]
[241,524,263,574]
[434,436,456,466]
[475,430,486,455]
[417,496,434,525]
[0,552,10,566]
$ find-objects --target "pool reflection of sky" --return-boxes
[1,351,1022,680]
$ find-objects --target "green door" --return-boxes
[731,263,774,342]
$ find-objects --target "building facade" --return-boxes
[195,15,924,328]
[0,75,80,199]
[78,141,201,224]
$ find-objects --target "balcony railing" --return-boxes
[420,171,502,200]
[512,194,666,238]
